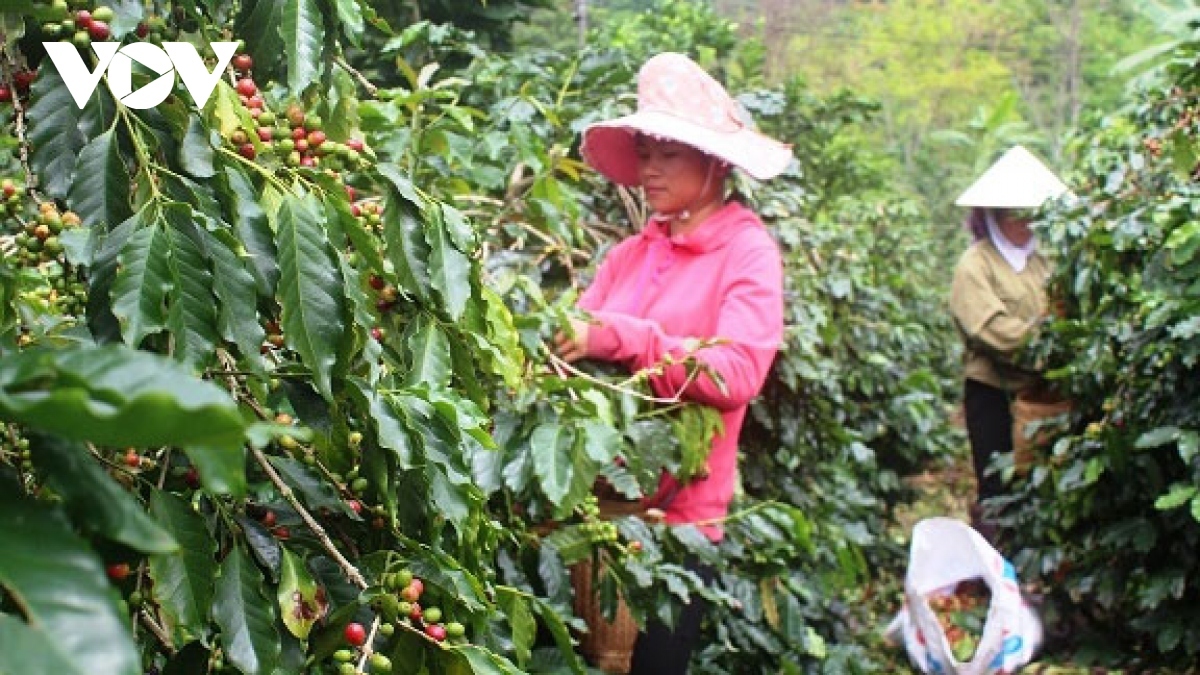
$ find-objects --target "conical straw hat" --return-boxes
[955,145,1069,209]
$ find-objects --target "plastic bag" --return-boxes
[885,517,1042,675]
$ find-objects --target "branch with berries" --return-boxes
[0,43,43,206]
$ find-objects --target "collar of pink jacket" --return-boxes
[644,201,762,254]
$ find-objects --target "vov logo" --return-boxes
[42,42,238,109]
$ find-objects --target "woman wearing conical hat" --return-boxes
[553,52,793,673]
[949,146,1069,537]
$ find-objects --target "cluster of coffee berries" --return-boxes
[33,261,87,315]
[366,273,399,315]
[3,196,89,322]
[0,178,24,219]
[321,449,390,528]
[332,628,392,674]
[38,0,197,42]
[258,412,372,525]
[1,426,31,473]
[8,201,81,266]
[383,569,466,643]
[224,54,267,160]
[38,2,115,46]
[342,462,370,506]
[260,318,286,355]
[220,53,368,173]
[342,184,385,233]
[573,495,621,544]
[328,569,467,671]
[575,497,645,555]
[347,194,391,342]
[577,518,620,545]
[223,83,370,174]
[106,554,150,622]
[270,411,310,459]
[578,494,601,518]
[251,503,291,541]
[0,68,36,105]
[117,446,156,472]
[223,54,371,174]
[103,449,137,490]
[351,198,384,230]
[273,104,367,171]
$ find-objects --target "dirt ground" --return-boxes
[893,401,977,534]
[895,456,976,533]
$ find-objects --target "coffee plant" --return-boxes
[0,1,965,674]
[995,29,1200,671]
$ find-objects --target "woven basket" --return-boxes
[572,556,639,674]
[1012,389,1072,474]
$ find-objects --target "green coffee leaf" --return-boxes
[1155,484,1198,511]
[277,549,327,640]
[281,0,325,93]
[149,492,217,638]
[0,488,140,675]
[220,166,279,298]
[276,193,347,399]
[268,456,357,518]
[68,128,132,230]
[162,204,221,369]
[332,0,364,45]
[380,167,433,303]
[214,547,281,675]
[0,613,95,675]
[530,422,573,506]
[200,224,266,368]
[0,344,245,451]
[402,313,452,389]
[28,65,88,199]
[424,205,472,320]
[111,214,170,346]
[439,645,524,675]
[496,588,535,668]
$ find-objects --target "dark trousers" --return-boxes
[963,379,1013,504]
[629,563,715,675]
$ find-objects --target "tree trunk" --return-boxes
[575,0,588,49]
[1048,0,1085,160]
[1063,0,1084,146]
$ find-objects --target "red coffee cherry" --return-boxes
[106,562,131,581]
[344,622,366,646]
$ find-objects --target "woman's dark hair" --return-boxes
[965,207,989,242]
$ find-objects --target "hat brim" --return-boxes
[581,110,794,186]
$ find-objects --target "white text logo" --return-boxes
[42,42,238,109]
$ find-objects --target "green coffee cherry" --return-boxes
[369,654,391,673]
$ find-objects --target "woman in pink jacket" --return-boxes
[553,52,792,674]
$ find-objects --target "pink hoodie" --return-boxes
[579,201,784,540]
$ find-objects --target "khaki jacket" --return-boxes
[949,239,1049,392]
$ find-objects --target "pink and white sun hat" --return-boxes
[581,52,794,186]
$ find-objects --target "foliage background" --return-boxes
[1,0,1199,673]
